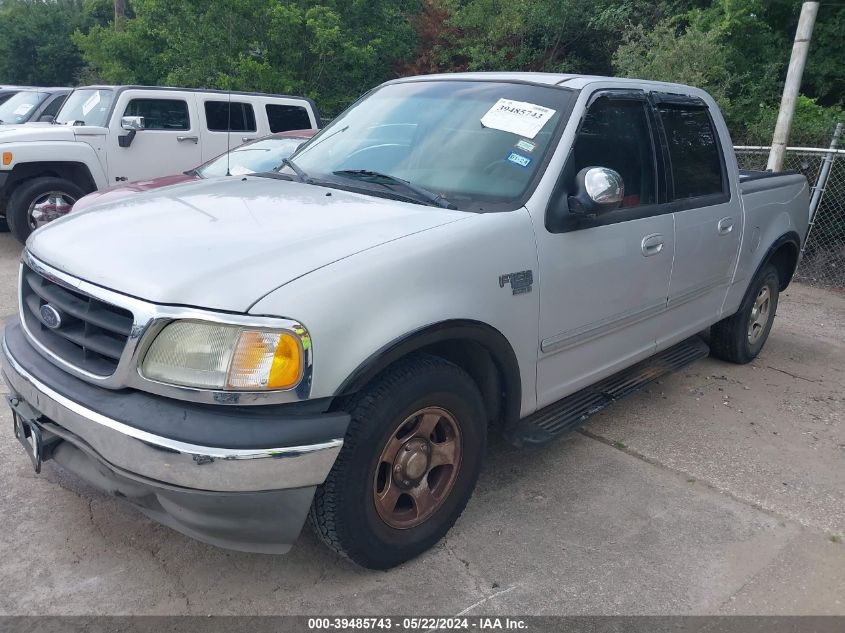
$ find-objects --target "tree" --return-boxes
[612,20,733,108]
[73,0,418,115]
[0,0,93,86]
[406,0,670,76]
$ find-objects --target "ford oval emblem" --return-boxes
[39,304,62,329]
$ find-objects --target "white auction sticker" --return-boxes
[13,103,34,116]
[481,98,556,139]
[81,91,101,116]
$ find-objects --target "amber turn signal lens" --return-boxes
[2,152,12,166]
[227,330,302,390]
[268,332,302,389]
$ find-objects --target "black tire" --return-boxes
[6,177,85,244]
[0,217,9,232]
[710,264,780,364]
[310,354,487,569]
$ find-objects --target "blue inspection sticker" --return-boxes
[506,151,532,168]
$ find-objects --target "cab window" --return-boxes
[657,105,724,199]
[123,98,190,130]
[572,97,657,208]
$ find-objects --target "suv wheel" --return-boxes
[7,177,85,243]
[310,354,487,569]
[710,263,780,364]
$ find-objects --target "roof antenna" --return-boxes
[225,88,232,176]
[225,18,233,177]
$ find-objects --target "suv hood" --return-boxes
[28,176,468,312]
[0,123,105,142]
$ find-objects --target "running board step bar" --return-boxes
[506,336,710,448]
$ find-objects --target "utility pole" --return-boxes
[767,1,819,171]
[114,0,127,31]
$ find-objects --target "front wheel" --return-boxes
[310,354,487,569]
[710,264,780,364]
[7,177,85,244]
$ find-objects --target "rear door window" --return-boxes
[204,100,257,132]
[657,105,724,199]
[266,104,311,132]
[123,98,190,130]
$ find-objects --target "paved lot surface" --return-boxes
[0,231,842,615]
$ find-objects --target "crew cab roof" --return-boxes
[389,72,711,99]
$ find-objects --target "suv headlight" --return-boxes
[140,320,306,391]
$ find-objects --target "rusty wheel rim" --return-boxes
[373,406,463,529]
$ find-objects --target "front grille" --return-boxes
[20,264,134,376]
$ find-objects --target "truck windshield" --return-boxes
[290,80,576,212]
[0,91,49,125]
[55,89,114,127]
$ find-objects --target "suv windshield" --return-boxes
[198,137,307,178]
[55,88,114,127]
[291,80,576,212]
[0,91,49,124]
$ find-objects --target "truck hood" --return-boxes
[28,176,468,312]
[0,123,105,143]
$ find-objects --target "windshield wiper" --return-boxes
[332,170,456,209]
[281,157,309,183]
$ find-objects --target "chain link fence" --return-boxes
[734,140,845,289]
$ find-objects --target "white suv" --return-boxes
[0,85,320,242]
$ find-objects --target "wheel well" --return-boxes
[335,321,522,428]
[5,162,97,200]
[766,237,800,291]
[415,340,504,425]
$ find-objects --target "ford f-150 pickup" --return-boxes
[2,73,809,569]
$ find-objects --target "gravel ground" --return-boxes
[0,232,842,615]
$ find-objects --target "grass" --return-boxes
[611,440,626,450]
[829,533,842,544]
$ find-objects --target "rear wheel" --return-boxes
[7,177,84,244]
[710,264,780,364]
[310,354,486,569]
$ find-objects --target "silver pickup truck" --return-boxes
[2,73,809,569]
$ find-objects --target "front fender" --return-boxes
[249,208,541,417]
[1,141,108,191]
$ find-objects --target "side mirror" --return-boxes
[38,115,55,123]
[119,116,145,148]
[568,167,624,216]
[121,116,145,131]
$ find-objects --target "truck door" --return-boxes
[534,91,675,408]
[107,90,202,184]
[651,93,742,346]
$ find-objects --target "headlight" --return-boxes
[140,320,305,391]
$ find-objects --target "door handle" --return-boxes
[641,233,664,257]
[718,217,734,235]
[176,135,199,144]
[241,137,255,143]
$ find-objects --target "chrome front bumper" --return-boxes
[2,322,350,553]
[2,336,343,492]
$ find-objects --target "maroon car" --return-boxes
[72,129,317,212]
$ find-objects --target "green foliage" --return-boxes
[415,0,668,75]
[744,96,844,147]
[73,0,416,115]
[0,0,96,86]
[0,0,841,138]
[613,21,732,108]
